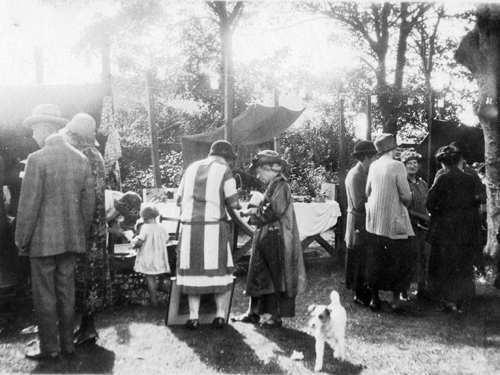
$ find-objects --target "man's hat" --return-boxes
[23,104,69,129]
[352,140,377,157]
[374,133,398,154]
[209,140,237,161]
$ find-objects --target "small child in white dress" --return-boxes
[131,204,171,305]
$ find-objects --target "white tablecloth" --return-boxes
[293,201,341,240]
[154,200,341,241]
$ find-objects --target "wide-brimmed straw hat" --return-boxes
[374,133,398,154]
[23,104,69,129]
[209,140,237,161]
[352,140,377,157]
[250,150,286,171]
[60,113,99,147]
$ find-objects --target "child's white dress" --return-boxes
[134,223,171,275]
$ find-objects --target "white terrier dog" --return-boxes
[307,291,347,372]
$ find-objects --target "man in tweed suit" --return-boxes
[15,104,95,361]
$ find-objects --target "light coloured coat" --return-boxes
[15,134,95,257]
[365,154,414,239]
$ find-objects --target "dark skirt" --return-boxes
[246,228,295,317]
[411,225,431,284]
[427,243,475,302]
[365,233,412,292]
[345,246,368,292]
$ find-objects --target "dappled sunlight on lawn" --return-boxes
[1,256,499,374]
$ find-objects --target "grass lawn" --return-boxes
[1,251,499,374]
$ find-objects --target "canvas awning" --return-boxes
[181,104,304,167]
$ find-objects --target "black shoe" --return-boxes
[400,291,410,301]
[25,351,60,362]
[74,331,98,346]
[369,300,381,311]
[260,318,282,328]
[184,319,199,330]
[353,296,369,307]
[212,317,225,329]
[231,313,260,324]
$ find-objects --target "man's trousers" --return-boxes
[30,253,77,354]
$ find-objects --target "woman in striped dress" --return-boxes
[175,140,241,330]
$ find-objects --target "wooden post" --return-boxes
[427,91,434,184]
[274,87,281,152]
[101,34,112,96]
[223,33,234,143]
[337,93,347,256]
[146,71,162,188]
[365,94,372,141]
[35,48,43,84]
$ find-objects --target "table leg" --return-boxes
[313,235,336,257]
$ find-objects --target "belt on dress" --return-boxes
[181,220,229,225]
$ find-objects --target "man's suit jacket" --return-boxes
[15,134,95,257]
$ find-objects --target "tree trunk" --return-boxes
[455,4,500,258]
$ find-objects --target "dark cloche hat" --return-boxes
[209,140,237,161]
[352,140,377,157]
[115,192,142,222]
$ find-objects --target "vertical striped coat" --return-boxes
[176,156,240,294]
[365,154,414,239]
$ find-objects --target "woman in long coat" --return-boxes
[235,150,306,328]
[426,145,479,313]
[60,114,112,345]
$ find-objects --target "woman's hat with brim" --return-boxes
[23,104,69,129]
[250,150,287,171]
[400,149,422,164]
[115,192,142,222]
[374,133,398,154]
[209,140,237,161]
[352,140,377,157]
[60,113,99,147]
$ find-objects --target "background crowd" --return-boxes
[345,134,489,315]
[4,103,497,363]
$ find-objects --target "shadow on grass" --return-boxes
[31,344,115,374]
[169,323,284,374]
[255,326,365,374]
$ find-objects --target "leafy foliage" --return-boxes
[75,1,475,195]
